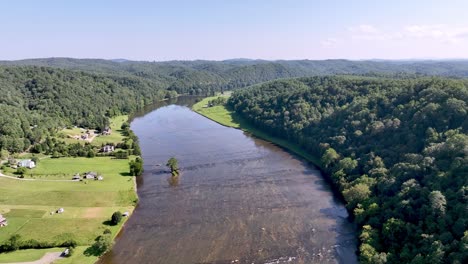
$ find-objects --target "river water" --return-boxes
[99,97,357,264]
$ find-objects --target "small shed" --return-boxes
[85,172,98,179]
[122,212,130,217]
[57,208,64,214]
[72,174,81,180]
[0,214,8,227]
[102,127,112,135]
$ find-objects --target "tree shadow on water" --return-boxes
[167,175,180,186]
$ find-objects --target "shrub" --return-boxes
[111,211,122,225]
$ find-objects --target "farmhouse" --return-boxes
[102,127,112,135]
[101,145,115,153]
[85,171,98,179]
[0,214,7,227]
[17,159,36,169]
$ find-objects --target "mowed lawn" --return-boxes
[0,157,136,249]
[0,248,64,263]
[192,94,240,128]
[0,116,136,263]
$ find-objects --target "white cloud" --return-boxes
[348,24,380,34]
[404,24,468,43]
[344,24,468,43]
[321,38,338,47]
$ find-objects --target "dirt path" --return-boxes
[0,172,75,182]
[3,252,63,264]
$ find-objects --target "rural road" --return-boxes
[2,252,64,264]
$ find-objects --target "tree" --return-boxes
[0,234,21,252]
[321,148,339,168]
[342,183,371,207]
[31,156,39,164]
[111,211,122,225]
[114,150,129,159]
[166,157,179,176]
[16,167,27,176]
[429,190,447,215]
[133,144,141,155]
[91,233,112,255]
[129,157,143,176]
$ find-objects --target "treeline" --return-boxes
[0,234,77,253]
[228,76,467,263]
[4,58,468,95]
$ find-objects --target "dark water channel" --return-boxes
[99,96,357,264]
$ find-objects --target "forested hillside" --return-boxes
[3,58,466,155]
[0,66,174,153]
[3,58,468,95]
[229,76,468,263]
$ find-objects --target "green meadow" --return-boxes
[0,116,137,263]
[92,115,128,146]
[0,248,64,263]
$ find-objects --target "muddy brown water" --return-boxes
[99,97,357,264]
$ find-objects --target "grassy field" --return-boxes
[92,115,128,146]
[192,95,323,168]
[192,94,240,128]
[53,115,128,146]
[0,116,136,263]
[0,248,63,263]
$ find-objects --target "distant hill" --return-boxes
[111,58,131,63]
[2,58,468,96]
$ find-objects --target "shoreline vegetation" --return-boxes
[0,115,140,264]
[223,77,468,263]
[192,94,324,169]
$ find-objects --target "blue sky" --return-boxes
[1,0,468,60]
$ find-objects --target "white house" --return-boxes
[85,172,97,179]
[102,127,112,135]
[17,159,36,169]
[101,145,115,153]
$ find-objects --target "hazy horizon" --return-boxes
[3,56,468,63]
[2,0,468,60]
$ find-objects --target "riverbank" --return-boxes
[192,95,323,169]
[0,116,138,264]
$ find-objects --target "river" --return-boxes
[99,96,357,264]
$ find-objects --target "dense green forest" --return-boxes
[0,66,174,153]
[3,58,467,154]
[3,58,468,95]
[228,76,467,263]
